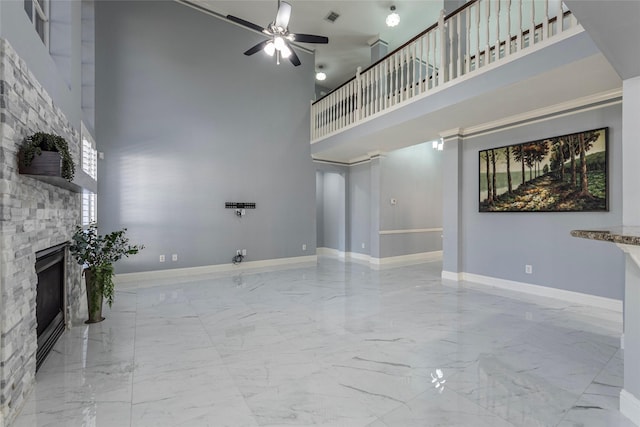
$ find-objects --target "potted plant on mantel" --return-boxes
[70,223,144,323]
[18,132,75,182]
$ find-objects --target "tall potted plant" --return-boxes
[70,223,144,323]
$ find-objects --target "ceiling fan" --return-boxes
[227,1,329,66]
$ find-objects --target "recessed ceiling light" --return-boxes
[386,5,400,27]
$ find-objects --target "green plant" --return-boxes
[70,223,144,307]
[19,132,75,181]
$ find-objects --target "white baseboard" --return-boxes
[620,389,640,426]
[441,271,622,313]
[115,255,317,288]
[317,248,442,267]
[370,250,442,265]
[442,271,464,281]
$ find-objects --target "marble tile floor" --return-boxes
[12,258,636,427]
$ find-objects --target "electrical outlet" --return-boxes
[361,243,365,249]
[302,244,307,251]
[159,254,165,263]
[172,254,178,262]
[242,249,246,256]
[525,264,533,274]
[236,250,242,256]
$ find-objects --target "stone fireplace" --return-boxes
[0,39,87,426]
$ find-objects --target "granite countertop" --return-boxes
[570,227,640,246]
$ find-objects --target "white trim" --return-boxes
[620,389,640,426]
[460,272,622,313]
[370,251,442,265]
[316,248,443,267]
[621,333,625,350]
[115,255,317,288]
[463,88,622,139]
[379,228,443,235]
[441,271,464,281]
[316,247,346,259]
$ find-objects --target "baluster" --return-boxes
[404,47,410,100]
[438,9,446,85]
[485,0,491,64]
[341,86,346,129]
[531,0,536,45]
[543,0,549,39]
[495,0,501,59]
[506,0,512,55]
[411,42,417,97]
[427,31,432,88]
[557,0,563,34]
[465,6,470,74]
[365,71,371,117]
[475,2,480,69]
[448,15,454,80]
[456,13,462,77]
[517,0,523,50]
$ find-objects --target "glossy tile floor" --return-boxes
[13,258,635,427]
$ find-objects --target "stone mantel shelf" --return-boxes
[21,169,97,194]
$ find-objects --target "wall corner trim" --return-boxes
[461,272,623,313]
[114,256,318,289]
[620,389,640,426]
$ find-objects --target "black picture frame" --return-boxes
[479,127,608,212]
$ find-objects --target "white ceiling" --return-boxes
[189,1,445,90]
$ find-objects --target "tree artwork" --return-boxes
[478,128,608,212]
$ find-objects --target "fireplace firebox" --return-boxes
[35,243,68,371]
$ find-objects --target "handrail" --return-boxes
[313,0,479,106]
[311,0,578,141]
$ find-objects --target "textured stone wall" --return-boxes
[0,39,84,425]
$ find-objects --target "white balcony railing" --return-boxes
[311,0,579,142]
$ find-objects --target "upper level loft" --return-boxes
[309,0,622,163]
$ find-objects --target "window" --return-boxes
[81,123,97,225]
[82,192,97,226]
[24,0,49,45]
[82,135,97,180]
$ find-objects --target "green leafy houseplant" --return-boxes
[19,132,75,181]
[70,223,144,323]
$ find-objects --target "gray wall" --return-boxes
[96,1,316,273]
[315,142,444,259]
[379,143,443,257]
[460,104,624,299]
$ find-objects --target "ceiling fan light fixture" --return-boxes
[264,41,276,56]
[280,44,292,58]
[386,5,400,27]
[274,36,286,51]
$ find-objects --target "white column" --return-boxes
[621,76,640,426]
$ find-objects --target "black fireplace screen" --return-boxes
[35,243,67,371]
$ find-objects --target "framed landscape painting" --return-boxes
[479,127,608,212]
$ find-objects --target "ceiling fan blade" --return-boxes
[291,34,329,44]
[244,40,270,56]
[275,1,292,29]
[227,15,267,33]
[285,42,301,66]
